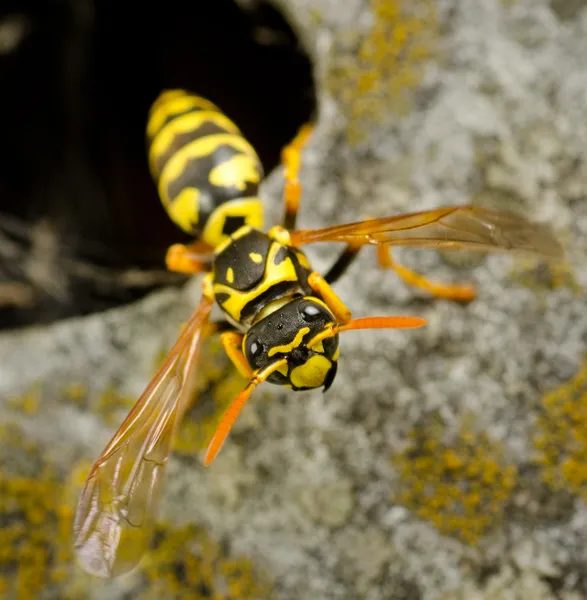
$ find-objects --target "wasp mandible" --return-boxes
[73,89,563,578]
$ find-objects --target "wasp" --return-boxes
[73,89,563,578]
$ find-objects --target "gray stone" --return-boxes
[2,0,587,599]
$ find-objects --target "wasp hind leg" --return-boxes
[282,123,313,231]
[377,246,476,302]
[166,241,215,274]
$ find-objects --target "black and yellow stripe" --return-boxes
[146,89,264,248]
[211,227,313,327]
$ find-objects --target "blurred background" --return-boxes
[1,1,586,599]
[0,0,315,329]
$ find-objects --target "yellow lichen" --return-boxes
[58,381,136,426]
[174,367,246,455]
[61,382,88,404]
[174,335,246,455]
[1,327,269,595]
[139,523,272,600]
[509,255,582,296]
[393,415,517,544]
[7,382,41,415]
[535,357,587,499]
[51,328,245,456]
[151,343,171,374]
[0,424,272,599]
[327,0,437,143]
[94,387,136,425]
[0,427,78,600]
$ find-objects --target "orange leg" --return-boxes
[204,357,287,466]
[206,267,428,466]
[166,240,214,274]
[282,123,313,231]
[220,331,253,380]
[377,246,476,302]
[306,269,427,349]
[307,272,352,324]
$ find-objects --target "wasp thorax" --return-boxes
[244,297,339,391]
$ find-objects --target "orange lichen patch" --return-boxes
[534,358,587,499]
[327,0,437,143]
[0,423,272,599]
[393,415,517,544]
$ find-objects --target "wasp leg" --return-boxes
[377,246,476,302]
[166,241,214,274]
[324,243,362,285]
[204,355,288,466]
[221,331,254,380]
[195,320,233,340]
[308,272,352,324]
[208,320,237,334]
[282,123,313,231]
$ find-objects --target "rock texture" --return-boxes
[1,0,587,599]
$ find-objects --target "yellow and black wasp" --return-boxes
[73,89,564,578]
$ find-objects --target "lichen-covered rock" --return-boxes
[1,0,587,599]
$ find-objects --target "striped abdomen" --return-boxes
[146,89,264,249]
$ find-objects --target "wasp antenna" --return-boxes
[204,358,288,466]
[308,316,427,351]
[338,316,427,332]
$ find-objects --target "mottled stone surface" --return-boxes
[2,0,587,599]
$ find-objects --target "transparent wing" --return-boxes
[73,295,214,578]
[289,205,564,261]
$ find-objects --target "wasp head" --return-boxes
[243,297,339,391]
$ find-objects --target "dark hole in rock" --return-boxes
[0,0,316,329]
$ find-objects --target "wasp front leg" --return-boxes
[166,241,214,275]
[377,246,476,302]
[307,272,352,324]
[220,331,254,380]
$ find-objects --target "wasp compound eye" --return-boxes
[245,334,264,363]
[249,339,263,358]
[299,300,324,322]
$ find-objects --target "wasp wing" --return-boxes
[73,296,214,578]
[289,205,564,261]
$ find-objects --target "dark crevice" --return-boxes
[0,0,316,329]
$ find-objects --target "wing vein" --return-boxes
[74,296,213,578]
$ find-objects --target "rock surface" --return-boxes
[1,0,587,599]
